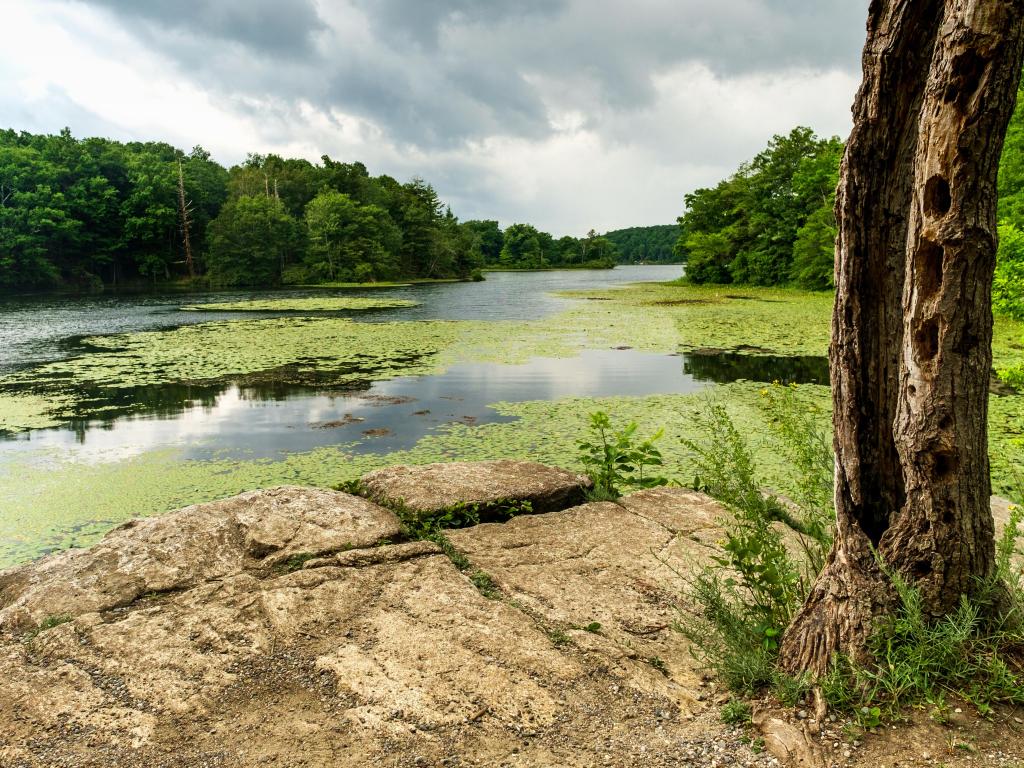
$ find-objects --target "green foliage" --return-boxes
[789,204,836,290]
[820,564,1024,720]
[276,552,318,574]
[646,655,669,675]
[994,222,1024,321]
[547,627,572,647]
[583,621,602,633]
[678,397,834,695]
[720,699,753,725]
[577,411,668,499]
[0,129,501,291]
[603,224,680,264]
[205,196,302,287]
[469,570,501,599]
[303,190,400,283]
[23,613,73,642]
[677,128,843,288]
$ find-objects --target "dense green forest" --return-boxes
[0,129,621,291]
[603,225,680,263]
[463,221,618,270]
[678,77,1024,308]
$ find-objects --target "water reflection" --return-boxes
[3,348,829,462]
[684,351,830,385]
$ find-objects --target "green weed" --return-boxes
[577,411,668,499]
[720,700,753,725]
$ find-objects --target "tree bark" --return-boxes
[781,0,1024,676]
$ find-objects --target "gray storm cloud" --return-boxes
[73,0,867,149]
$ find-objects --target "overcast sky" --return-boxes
[0,0,868,235]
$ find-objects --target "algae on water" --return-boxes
[181,297,420,312]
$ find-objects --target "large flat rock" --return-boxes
[0,486,401,631]
[448,486,729,710]
[0,483,783,768]
[359,459,592,518]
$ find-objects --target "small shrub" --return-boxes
[583,621,602,633]
[647,655,669,675]
[276,552,318,573]
[334,478,366,496]
[720,699,753,725]
[678,399,834,696]
[548,628,572,647]
[819,560,1024,720]
[24,614,73,642]
[577,411,668,499]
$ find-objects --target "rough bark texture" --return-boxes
[782,0,1024,676]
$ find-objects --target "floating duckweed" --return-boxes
[3,282,1024,567]
[181,297,420,312]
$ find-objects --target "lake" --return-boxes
[0,266,847,565]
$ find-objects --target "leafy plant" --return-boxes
[678,398,834,695]
[820,558,1024,721]
[720,699,753,725]
[577,411,668,499]
[469,570,501,599]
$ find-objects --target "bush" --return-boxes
[577,411,668,499]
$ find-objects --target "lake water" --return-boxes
[0,264,831,460]
[0,266,828,463]
[0,264,839,565]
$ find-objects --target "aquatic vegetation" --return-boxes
[181,297,419,312]
[4,281,1024,567]
[556,282,834,357]
[0,317,467,430]
[0,393,74,433]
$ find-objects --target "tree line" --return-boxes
[0,129,627,291]
[604,225,680,264]
[676,76,1024,309]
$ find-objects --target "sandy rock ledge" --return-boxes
[359,459,592,518]
[1,473,1021,767]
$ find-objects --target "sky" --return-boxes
[0,0,868,235]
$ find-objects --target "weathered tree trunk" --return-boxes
[781,0,1024,676]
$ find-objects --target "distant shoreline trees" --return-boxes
[0,130,635,292]
[676,76,1024,300]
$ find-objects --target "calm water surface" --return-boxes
[0,266,828,463]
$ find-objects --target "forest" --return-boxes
[677,75,1024,318]
[0,129,635,291]
[603,224,680,263]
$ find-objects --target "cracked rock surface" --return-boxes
[1,476,1020,767]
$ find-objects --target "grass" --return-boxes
[274,552,319,574]
[23,614,73,642]
[720,700,753,725]
[469,570,501,599]
[678,389,1024,725]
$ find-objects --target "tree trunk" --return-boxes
[781,0,1024,676]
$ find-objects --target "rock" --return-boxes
[359,460,592,518]
[448,487,730,711]
[0,478,776,768]
[0,486,400,630]
[752,709,825,767]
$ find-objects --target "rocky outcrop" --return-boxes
[359,459,592,518]
[0,486,401,631]
[0,471,1020,768]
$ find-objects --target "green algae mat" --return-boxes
[181,297,420,312]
